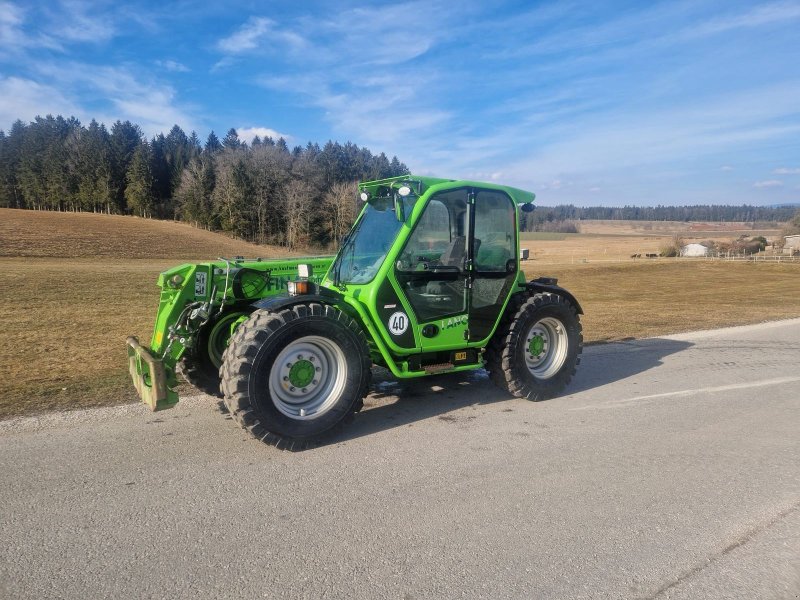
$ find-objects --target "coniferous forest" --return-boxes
[0,115,409,248]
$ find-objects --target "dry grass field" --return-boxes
[1,208,799,419]
[0,208,310,418]
[0,208,299,259]
[522,261,800,342]
[521,219,782,263]
[572,219,781,236]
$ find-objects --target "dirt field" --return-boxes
[1,209,798,418]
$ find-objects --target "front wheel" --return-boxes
[220,303,371,449]
[486,292,582,400]
[178,310,250,398]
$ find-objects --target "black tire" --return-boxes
[486,292,582,400]
[177,355,223,398]
[177,310,250,398]
[220,303,371,450]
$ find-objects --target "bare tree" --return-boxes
[247,145,291,244]
[325,181,359,248]
[281,179,313,250]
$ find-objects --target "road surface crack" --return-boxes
[645,499,800,599]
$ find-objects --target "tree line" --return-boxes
[0,115,408,248]
[520,203,797,231]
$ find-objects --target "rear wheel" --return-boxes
[486,292,582,400]
[220,303,371,449]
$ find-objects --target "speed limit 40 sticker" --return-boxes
[387,311,408,336]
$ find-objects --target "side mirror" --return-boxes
[521,203,535,213]
[505,258,516,273]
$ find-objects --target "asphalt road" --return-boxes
[1,319,799,600]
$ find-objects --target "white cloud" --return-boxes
[688,2,800,38]
[491,82,800,190]
[0,1,23,34]
[774,167,800,174]
[0,1,61,53]
[720,165,734,171]
[0,76,82,129]
[224,3,454,146]
[217,16,271,53]
[30,63,199,136]
[753,179,783,188]
[314,2,442,66]
[156,60,190,73]
[217,16,306,55]
[260,71,450,145]
[55,0,115,43]
[236,126,291,144]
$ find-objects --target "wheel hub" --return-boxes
[288,358,315,388]
[528,334,546,357]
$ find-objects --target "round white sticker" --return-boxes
[387,311,409,336]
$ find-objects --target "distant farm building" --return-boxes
[784,235,800,255]
[681,243,709,257]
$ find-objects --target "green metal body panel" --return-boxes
[322,177,531,377]
[127,255,334,409]
[128,174,546,410]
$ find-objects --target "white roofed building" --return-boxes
[681,243,709,257]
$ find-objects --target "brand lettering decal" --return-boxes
[440,314,468,330]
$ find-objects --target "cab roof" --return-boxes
[358,175,535,205]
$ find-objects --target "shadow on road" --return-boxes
[321,337,694,447]
[566,338,693,394]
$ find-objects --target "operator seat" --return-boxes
[424,237,481,296]
[439,236,481,269]
[440,236,467,268]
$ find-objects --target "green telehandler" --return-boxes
[127,176,583,448]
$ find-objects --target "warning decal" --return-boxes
[195,271,208,297]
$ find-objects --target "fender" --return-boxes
[251,289,348,313]
[524,277,584,314]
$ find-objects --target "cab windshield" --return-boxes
[331,195,416,285]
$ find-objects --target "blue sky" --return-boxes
[1,0,799,206]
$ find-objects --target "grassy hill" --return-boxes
[0,209,798,419]
[0,208,302,259]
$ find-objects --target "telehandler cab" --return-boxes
[127,176,583,448]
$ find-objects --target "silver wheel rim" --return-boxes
[524,317,569,380]
[268,335,348,420]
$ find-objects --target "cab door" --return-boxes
[467,188,518,342]
[393,188,471,350]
